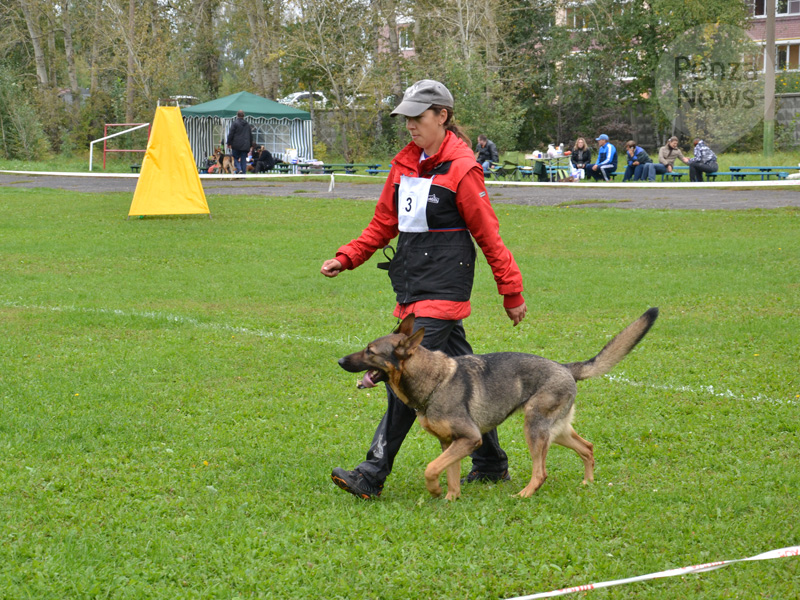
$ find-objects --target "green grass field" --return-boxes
[1,187,798,598]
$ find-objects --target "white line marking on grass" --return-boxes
[5,299,796,405]
[605,373,797,405]
[1,300,364,348]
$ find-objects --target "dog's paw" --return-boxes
[425,483,442,498]
[444,491,461,501]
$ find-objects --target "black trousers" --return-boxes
[586,163,616,181]
[356,317,508,486]
[689,161,717,182]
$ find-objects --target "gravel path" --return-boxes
[2,171,799,210]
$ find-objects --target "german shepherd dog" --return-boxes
[213,148,236,174]
[339,308,658,500]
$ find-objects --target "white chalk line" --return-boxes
[3,299,796,405]
[505,545,799,599]
[605,374,798,406]
[0,299,364,348]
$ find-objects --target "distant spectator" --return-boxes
[622,140,655,182]
[686,139,718,182]
[253,146,276,173]
[570,137,591,180]
[586,134,617,181]
[654,136,687,178]
[475,134,499,176]
[246,145,257,172]
[226,110,253,175]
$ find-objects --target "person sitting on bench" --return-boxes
[655,136,687,178]
[686,139,718,182]
[253,146,276,173]
[586,134,617,181]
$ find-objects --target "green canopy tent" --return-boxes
[181,91,313,167]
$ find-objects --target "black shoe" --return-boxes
[461,469,511,485]
[331,468,382,499]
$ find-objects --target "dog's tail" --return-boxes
[564,308,658,381]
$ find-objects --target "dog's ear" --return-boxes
[394,313,416,336]
[395,327,424,359]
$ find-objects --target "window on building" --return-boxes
[757,43,800,71]
[753,0,800,15]
[777,43,800,70]
[779,0,800,14]
[565,4,590,30]
[398,25,414,51]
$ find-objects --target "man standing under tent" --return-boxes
[226,110,253,175]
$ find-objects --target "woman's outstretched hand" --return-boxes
[320,259,343,278]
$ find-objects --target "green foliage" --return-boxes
[0,0,788,160]
[68,90,116,151]
[0,67,51,160]
[776,71,800,94]
[439,60,526,154]
[313,141,329,162]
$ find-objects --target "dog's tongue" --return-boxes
[359,371,376,389]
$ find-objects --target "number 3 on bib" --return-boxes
[398,175,433,233]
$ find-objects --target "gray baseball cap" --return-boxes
[390,80,454,117]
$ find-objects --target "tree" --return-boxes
[18,0,50,87]
[284,0,380,159]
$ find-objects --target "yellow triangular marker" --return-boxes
[128,106,210,217]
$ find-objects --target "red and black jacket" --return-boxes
[336,131,524,320]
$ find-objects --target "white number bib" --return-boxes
[397,175,433,233]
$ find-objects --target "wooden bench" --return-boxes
[321,164,355,174]
[730,165,800,174]
[660,172,685,181]
[312,163,381,175]
[707,171,789,181]
[322,163,371,174]
[130,164,141,173]
[297,163,325,174]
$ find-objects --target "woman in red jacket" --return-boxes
[321,79,527,499]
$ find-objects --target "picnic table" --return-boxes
[518,155,572,181]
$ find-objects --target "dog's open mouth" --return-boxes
[358,369,388,389]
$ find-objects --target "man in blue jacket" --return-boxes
[622,140,655,182]
[587,134,617,181]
